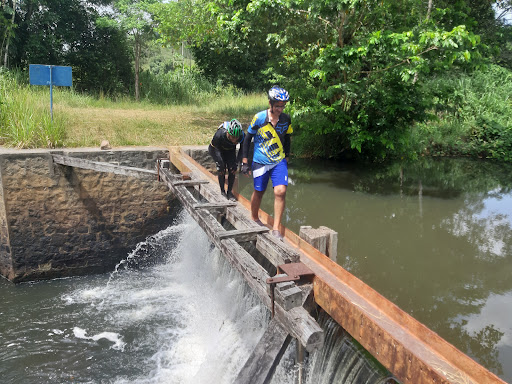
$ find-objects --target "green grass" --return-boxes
[0,69,267,149]
[0,70,66,148]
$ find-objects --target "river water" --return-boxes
[1,157,511,383]
[0,211,390,383]
[0,214,268,383]
[238,157,512,382]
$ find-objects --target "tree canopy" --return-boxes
[152,0,494,159]
[1,0,133,93]
[2,0,511,160]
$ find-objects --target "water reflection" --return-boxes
[238,157,512,382]
[444,189,512,259]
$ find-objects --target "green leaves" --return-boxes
[153,0,217,46]
[151,0,499,161]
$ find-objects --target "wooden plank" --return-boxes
[172,180,209,186]
[52,154,156,179]
[217,227,270,242]
[193,202,237,210]
[255,234,301,266]
[234,318,291,384]
[197,185,302,265]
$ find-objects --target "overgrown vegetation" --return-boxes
[413,65,512,161]
[0,69,66,148]
[2,0,512,161]
[0,68,267,148]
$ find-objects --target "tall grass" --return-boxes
[0,68,267,149]
[139,69,220,105]
[0,69,66,148]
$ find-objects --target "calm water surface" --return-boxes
[239,157,512,382]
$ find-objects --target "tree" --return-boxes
[494,0,512,22]
[1,0,17,67]
[102,0,159,101]
[67,23,133,94]
[222,0,484,159]
[3,0,133,94]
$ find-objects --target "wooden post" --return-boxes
[299,226,338,262]
[52,154,157,179]
[234,318,292,384]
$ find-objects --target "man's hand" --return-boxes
[241,163,250,175]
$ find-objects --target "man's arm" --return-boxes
[283,134,291,160]
[242,132,255,164]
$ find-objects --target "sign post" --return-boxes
[29,64,72,121]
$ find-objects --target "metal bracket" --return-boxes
[266,262,315,318]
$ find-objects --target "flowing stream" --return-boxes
[0,211,390,384]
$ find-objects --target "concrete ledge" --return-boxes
[0,147,175,283]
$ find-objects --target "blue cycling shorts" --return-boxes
[252,159,288,192]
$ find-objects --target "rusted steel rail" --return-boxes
[169,146,506,384]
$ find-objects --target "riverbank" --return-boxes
[2,67,512,162]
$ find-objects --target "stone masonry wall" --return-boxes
[0,147,175,283]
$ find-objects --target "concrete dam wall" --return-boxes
[0,147,173,283]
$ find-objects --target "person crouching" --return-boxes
[208,119,245,201]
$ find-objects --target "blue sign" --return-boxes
[29,64,73,121]
[29,65,72,86]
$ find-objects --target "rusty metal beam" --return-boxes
[171,146,506,384]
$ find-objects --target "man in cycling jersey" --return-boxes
[241,86,292,241]
[208,119,245,201]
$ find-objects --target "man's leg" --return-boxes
[268,159,289,233]
[208,145,226,195]
[273,185,287,231]
[251,163,270,222]
[225,150,238,200]
[251,190,265,221]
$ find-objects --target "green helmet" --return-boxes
[227,119,243,137]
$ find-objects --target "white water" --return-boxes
[1,210,392,384]
[61,212,270,384]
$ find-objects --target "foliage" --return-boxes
[413,64,512,161]
[68,24,133,95]
[0,69,66,148]
[151,0,216,46]
[1,0,17,67]
[278,1,483,160]
[152,0,270,90]
[2,0,512,162]
[2,0,133,95]
[151,0,488,160]
[99,0,161,101]
[138,67,222,104]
